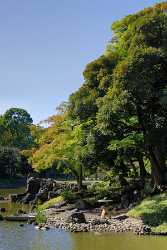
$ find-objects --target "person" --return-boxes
[100,206,109,219]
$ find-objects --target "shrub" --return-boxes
[35,210,47,224]
[61,189,75,202]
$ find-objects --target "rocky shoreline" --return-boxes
[38,209,151,235]
[0,177,154,236]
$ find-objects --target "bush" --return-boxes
[61,189,76,202]
[35,210,47,224]
[88,181,121,199]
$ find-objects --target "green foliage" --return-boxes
[35,210,47,224]
[61,189,76,202]
[3,108,34,150]
[29,1,167,191]
[38,196,64,210]
[128,194,167,232]
[0,147,21,177]
[89,177,121,199]
[0,147,32,177]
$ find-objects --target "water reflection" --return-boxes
[71,232,167,250]
[1,187,167,250]
[0,222,73,250]
[1,222,167,250]
[0,187,31,215]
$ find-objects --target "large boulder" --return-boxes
[35,188,49,203]
[121,193,130,208]
[21,193,36,204]
[66,211,86,224]
[48,190,62,200]
[75,199,91,210]
[10,177,81,205]
[26,177,41,194]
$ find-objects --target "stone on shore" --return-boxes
[66,211,86,224]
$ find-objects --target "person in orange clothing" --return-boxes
[100,206,110,219]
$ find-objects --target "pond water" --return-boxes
[1,188,167,250]
[0,187,31,215]
[0,222,167,250]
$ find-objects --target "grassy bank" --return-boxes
[128,193,167,233]
[38,196,64,210]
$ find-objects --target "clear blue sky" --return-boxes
[0,0,163,123]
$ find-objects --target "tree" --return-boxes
[31,1,167,191]
[0,147,21,177]
[96,2,167,189]
[3,108,33,150]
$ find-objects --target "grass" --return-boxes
[152,223,167,233]
[38,196,64,210]
[128,193,167,233]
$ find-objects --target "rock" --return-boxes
[9,194,18,202]
[54,200,67,209]
[21,193,35,204]
[0,208,6,212]
[17,209,26,214]
[27,219,34,224]
[66,211,86,224]
[48,190,62,199]
[9,177,79,205]
[91,219,110,225]
[26,177,41,194]
[9,193,26,203]
[75,199,91,210]
[0,196,4,200]
[36,188,49,203]
[19,224,24,227]
[41,226,50,230]
[121,194,130,208]
[113,214,129,221]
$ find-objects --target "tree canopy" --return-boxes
[6,2,167,190]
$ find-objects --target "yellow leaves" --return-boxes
[31,112,73,171]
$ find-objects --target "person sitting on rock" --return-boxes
[100,206,110,219]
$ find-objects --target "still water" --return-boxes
[1,188,167,250]
[0,187,31,215]
[0,222,167,250]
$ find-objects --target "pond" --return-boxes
[0,222,167,250]
[0,187,31,216]
[1,187,167,250]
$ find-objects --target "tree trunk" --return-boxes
[138,155,147,178]
[136,104,164,189]
[76,165,83,190]
[149,145,165,189]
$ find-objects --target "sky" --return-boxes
[0,0,163,123]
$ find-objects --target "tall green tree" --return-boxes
[2,108,33,150]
